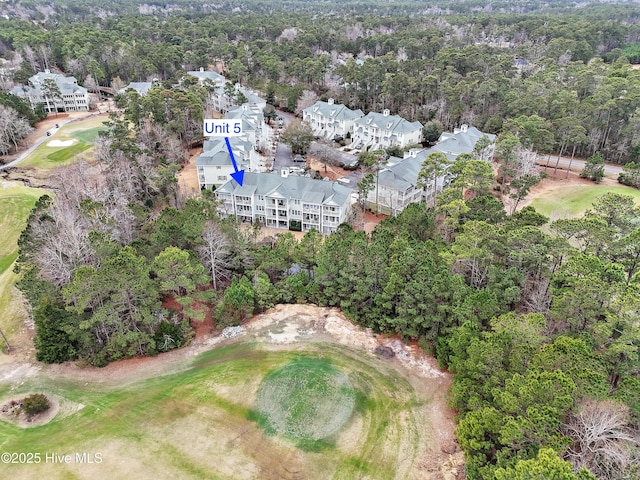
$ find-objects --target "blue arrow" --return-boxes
[224,137,245,186]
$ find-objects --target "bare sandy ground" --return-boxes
[46,139,76,147]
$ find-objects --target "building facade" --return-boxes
[352,110,423,151]
[302,98,364,140]
[367,125,496,215]
[11,70,89,113]
[196,137,256,190]
[215,172,353,234]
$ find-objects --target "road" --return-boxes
[536,155,623,177]
[272,110,299,172]
[0,122,67,171]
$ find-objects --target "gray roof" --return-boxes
[225,105,264,130]
[29,71,79,87]
[303,100,364,121]
[217,172,353,207]
[355,111,423,134]
[120,82,153,95]
[187,70,226,84]
[373,126,495,193]
[378,148,457,191]
[12,71,88,97]
[237,86,265,106]
[196,137,252,167]
[436,125,496,155]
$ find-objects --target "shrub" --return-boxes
[22,393,50,417]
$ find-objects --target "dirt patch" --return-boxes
[306,156,351,181]
[177,147,202,200]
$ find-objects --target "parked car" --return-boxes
[293,154,306,162]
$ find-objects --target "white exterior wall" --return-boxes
[197,164,236,189]
[216,190,350,234]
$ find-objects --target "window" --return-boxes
[217,175,226,181]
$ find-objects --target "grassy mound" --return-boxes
[253,357,356,442]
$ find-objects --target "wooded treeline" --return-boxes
[3,1,640,161]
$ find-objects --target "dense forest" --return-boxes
[3,0,640,478]
[2,0,640,161]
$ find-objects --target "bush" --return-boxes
[580,152,605,183]
[154,320,190,353]
[22,393,50,417]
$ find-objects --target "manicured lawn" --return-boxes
[529,183,640,219]
[0,343,428,480]
[0,184,44,343]
[20,117,107,169]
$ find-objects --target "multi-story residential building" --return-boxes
[302,98,364,140]
[215,172,354,234]
[186,68,226,89]
[435,124,496,161]
[118,82,154,96]
[196,136,256,189]
[225,104,271,152]
[210,83,266,114]
[11,70,89,113]
[366,125,496,215]
[352,109,423,151]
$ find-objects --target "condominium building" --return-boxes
[302,98,364,140]
[215,172,354,234]
[352,109,423,151]
[11,70,89,113]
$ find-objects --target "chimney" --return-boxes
[383,109,390,117]
[461,124,468,133]
[328,98,335,105]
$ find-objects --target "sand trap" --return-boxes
[47,139,76,147]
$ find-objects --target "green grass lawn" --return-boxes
[0,343,427,480]
[529,183,640,219]
[0,184,44,346]
[20,117,107,169]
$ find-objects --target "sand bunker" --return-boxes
[47,139,76,147]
